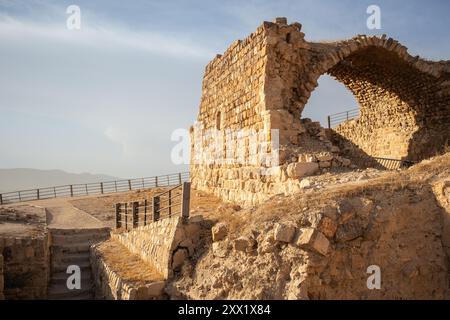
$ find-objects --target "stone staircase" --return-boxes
[47,228,110,300]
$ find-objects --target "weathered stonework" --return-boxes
[190,18,450,206]
[111,216,200,279]
[0,206,50,299]
[90,244,166,300]
[0,235,50,299]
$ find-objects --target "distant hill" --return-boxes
[0,168,119,193]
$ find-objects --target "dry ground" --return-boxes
[94,239,164,285]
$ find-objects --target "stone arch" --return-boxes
[190,18,450,206]
[268,30,450,161]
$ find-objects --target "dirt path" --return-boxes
[29,198,106,229]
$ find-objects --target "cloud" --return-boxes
[0,13,214,59]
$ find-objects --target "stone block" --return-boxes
[286,162,319,178]
[318,217,338,238]
[234,237,251,252]
[274,223,296,243]
[212,222,228,242]
[147,281,166,297]
[296,228,330,256]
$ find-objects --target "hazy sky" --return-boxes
[1,0,449,178]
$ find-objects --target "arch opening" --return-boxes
[301,74,359,128]
[296,45,448,162]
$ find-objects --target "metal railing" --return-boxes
[327,108,360,128]
[115,182,191,230]
[0,172,190,205]
[373,157,416,170]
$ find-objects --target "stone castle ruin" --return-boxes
[190,17,450,206]
[1,17,450,301]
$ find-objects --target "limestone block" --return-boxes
[286,162,319,178]
[318,217,338,238]
[296,228,330,256]
[319,161,332,169]
[274,223,296,243]
[147,281,166,297]
[212,222,228,242]
[233,237,251,252]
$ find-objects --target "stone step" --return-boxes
[51,270,92,282]
[51,259,91,273]
[51,243,92,254]
[50,276,93,290]
[49,227,110,236]
[52,252,91,264]
[47,283,94,300]
[51,233,109,246]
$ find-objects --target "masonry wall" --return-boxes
[190,18,450,206]
[111,216,200,279]
[90,245,166,300]
[0,233,50,299]
[190,21,273,206]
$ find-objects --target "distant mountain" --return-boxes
[0,168,119,193]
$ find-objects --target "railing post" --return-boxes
[155,176,158,187]
[152,196,160,222]
[144,199,148,226]
[85,184,88,195]
[327,116,331,129]
[18,191,22,201]
[70,185,73,197]
[53,187,56,198]
[124,203,128,231]
[128,180,132,191]
[181,182,191,223]
[100,182,104,194]
[37,189,40,200]
[168,190,172,217]
[114,181,117,192]
[115,203,122,229]
[167,175,170,186]
[178,173,182,184]
[142,178,145,189]
[132,201,139,228]
[0,194,3,205]
[346,111,349,121]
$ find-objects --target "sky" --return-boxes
[1,0,449,178]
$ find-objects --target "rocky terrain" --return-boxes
[167,153,450,300]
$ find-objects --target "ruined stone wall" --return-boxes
[191,18,450,206]
[111,216,200,279]
[190,22,273,206]
[90,244,166,300]
[0,206,50,299]
[259,20,450,161]
[0,234,50,299]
